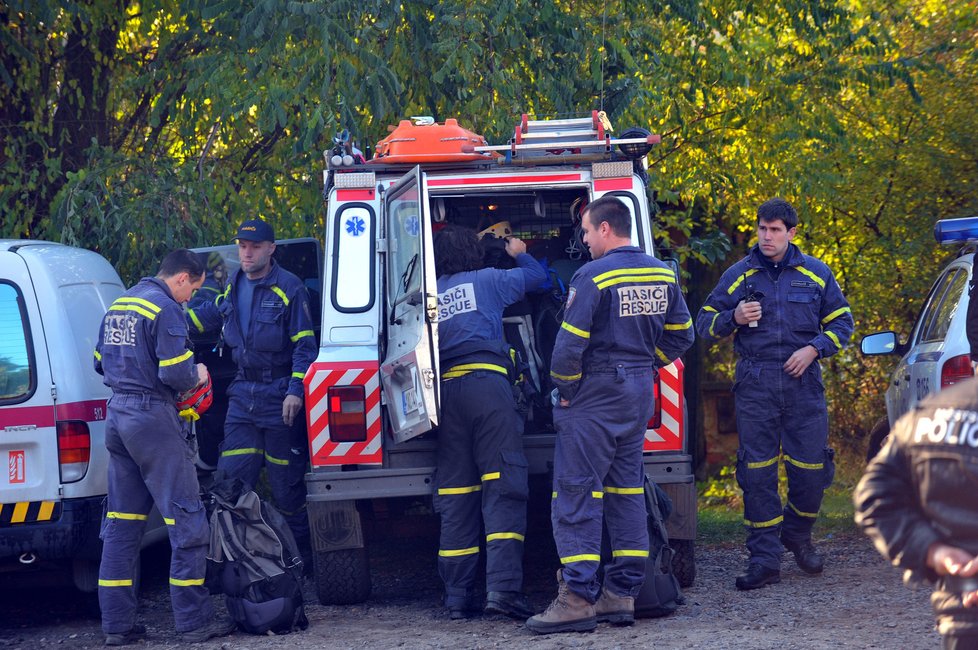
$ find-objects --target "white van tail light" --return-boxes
[57,421,91,482]
[941,354,974,389]
[328,386,368,442]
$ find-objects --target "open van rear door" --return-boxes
[380,166,440,443]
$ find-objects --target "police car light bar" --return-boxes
[934,216,978,245]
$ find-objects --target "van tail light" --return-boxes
[646,377,662,430]
[328,385,367,442]
[57,421,91,483]
[941,354,975,389]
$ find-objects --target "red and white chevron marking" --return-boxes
[305,361,383,467]
[645,358,685,453]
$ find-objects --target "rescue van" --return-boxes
[0,240,162,595]
[306,113,696,604]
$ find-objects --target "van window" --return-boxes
[387,186,422,306]
[60,285,111,381]
[0,283,34,403]
[333,205,375,312]
[919,268,968,344]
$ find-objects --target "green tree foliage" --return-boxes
[2,0,976,441]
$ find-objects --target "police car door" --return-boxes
[380,166,440,443]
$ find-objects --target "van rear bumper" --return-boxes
[0,496,103,562]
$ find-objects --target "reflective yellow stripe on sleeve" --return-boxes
[159,350,193,367]
[826,331,842,349]
[727,270,757,294]
[560,321,590,339]
[664,318,692,331]
[291,329,314,342]
[188,309,205,333]
[795,266,826,289]
[94,350,102,361]
[438,485,482,495]
[269,285,290,306]
[821,306,851,325]
[292,372,305,379]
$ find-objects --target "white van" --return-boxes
[0,240,162,594]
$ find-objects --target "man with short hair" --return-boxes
[695,198,853,590]
[189,219,317,550]
[526,196,694,634]
[96,249,235,645]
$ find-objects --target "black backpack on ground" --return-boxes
[205,478,309,635]
[600,475,684,618]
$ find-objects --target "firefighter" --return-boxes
[855,375,978,650]
[189,219,317,552]
[695,198,853,590]
[95,249,235,645]
[526,196,694,634]
[432,224,546,620]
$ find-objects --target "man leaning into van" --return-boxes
[95,249,235,645]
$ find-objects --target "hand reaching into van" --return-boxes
[505,237,527,257]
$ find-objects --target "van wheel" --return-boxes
[866,417,891,463]
[672,539,696,588]
[314,547,371,605]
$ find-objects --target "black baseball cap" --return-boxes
[235,219,275,243]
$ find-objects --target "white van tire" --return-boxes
[314,547,371,605]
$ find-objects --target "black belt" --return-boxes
[240,366,292,382]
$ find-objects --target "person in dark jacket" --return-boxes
[526,196,694,634]
[95,249,235,645]
[188,219,317,549]
[855,376,978,650]
[695,198,853,590]
[432,224,546,620]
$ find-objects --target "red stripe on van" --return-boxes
[427,174,583,186]
[594,178,633,191]
[337,189,376,201]
[1,399,109,430]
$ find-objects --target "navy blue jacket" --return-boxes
[550,246,694,401]
[695,244,853,362]
[188,260,316,398]
[95,277,199,398]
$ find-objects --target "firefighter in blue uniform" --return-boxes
[695,198,853,590]
[95,249,235,645]
[432,224,546,620]
[189,219,317,550]
[527,196,694,634]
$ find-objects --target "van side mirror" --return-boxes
[860,331,899,356]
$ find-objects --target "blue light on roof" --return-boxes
[934,217,978,244]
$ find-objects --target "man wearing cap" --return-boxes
[189,219,317,551]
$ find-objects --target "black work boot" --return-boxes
[105,623,147,646]
[782,537,825,574]
[485,591,535,619]
[447,594,483,620]
[735,564,781,591]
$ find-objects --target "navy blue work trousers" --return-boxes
[434,371,529,607]
[551,366,655,603]
[734,360,836,569]
[99,393,212,634]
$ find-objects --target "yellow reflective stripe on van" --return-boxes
[795,266,826,289]
[487,532,525,543]
[665,318,692,331]
[788,501,820,518]
[561,554,601,564]
[784,455,823,470]
[270,285,290,306]
[169,577,206,586]
[98,578,133,587]
[550,370,582,382]
[744,515,783,528]
[107,511,149,521]
[612,549,650,558]
[746,456,779,470]
[821,306,851,325]
[159,350,193,367]
[37,501,55,521]
[187,309,205,333]
[593,267,674,285]
[10,502,28,523]
[438,485,482,495]
[291,329,314,342]
[605,486,644,495]
[439,547,479,557]
[826,331,842,349]
[560,322,590,339]
[481,472,500,482]
[726,269,758,294]
[2,501,59,524]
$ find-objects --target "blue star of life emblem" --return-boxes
[404,215,420,237]
[345,216,365,237]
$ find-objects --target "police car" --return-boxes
[860,216,978,458]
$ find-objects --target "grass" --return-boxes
[696,448,863,546]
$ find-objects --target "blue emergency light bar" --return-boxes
[934,216,978,244]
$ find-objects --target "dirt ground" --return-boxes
[0,519,940,650]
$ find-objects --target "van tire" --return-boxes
[866,416,891,463]
[314,547,371,605]
[672,539,696,588]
